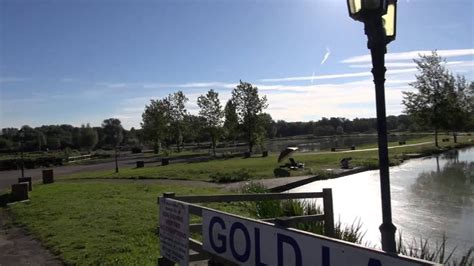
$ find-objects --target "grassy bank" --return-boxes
[5,181,472,265]
[58,136,473,182]
[5,182,246,265]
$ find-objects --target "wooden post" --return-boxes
[157,257,174,266]
[11,183,28,201]
[323,188,335,238]
[163,192,175,198]
[158,192,176,266]
[42,169,54,184]
[18,177,32,191]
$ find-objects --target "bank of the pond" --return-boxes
[2,182,251,265]
[223,142,474,192]
[54,138,473,183]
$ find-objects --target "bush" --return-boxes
[131,146,142,154]
[210,169,251,183]
[0,157,63,171]
[273,168,290,177]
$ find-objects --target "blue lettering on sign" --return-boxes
[207,214,391,266]
[322,246,330,266]
[368,258,382,266]
[277,233,302,266]
[209,216,226,253]
[230,222,251,263]
[254,228,267,266]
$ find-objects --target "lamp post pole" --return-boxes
[365,15,397,253]
[115,146,119,173]
[19,130,25,178]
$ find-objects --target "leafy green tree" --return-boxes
[402,51,453,147]
[223,100,239,143]
[198,89,224,156]
[443,75,474,142]
[101,118,124,148]
[231,81,268,152]
[79,124,98,152]
[182,114,204,143]
[124,127,140,146]
[46,135,61,150]
[259,113,277,140]
[141,99,170,153]
[0,136,13,150]
[167,91,188,152]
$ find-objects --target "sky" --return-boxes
[1,0,473,129]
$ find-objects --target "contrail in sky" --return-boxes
[320,47,331,65]
[311,47,331,83]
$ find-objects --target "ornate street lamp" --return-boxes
[347,0,398,253]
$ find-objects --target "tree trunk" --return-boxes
[434,127,439,147]
[153,139,160,154]
[212,138,216,157]
[176,128,182,153]
[453,132,457,143]
[248,127,253,153]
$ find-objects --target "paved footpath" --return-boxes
[0,209,62,266]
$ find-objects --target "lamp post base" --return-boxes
[379,222,397,253]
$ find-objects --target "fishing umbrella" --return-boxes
[277,147,299,163]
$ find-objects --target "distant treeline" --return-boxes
[0,114,441,153]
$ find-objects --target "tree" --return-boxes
[167,91,188,152]
[223,100,239,143]
[231,81,268,153]
[259,113,277,140]
[402,51,453,147]
[197,89,224,156]
[141,99,170,153]
[443,75,474,142]
[101,118,124,148]
[79,124,98,152]
[182,114,204,143]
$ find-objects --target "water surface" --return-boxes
[290,147,474,256]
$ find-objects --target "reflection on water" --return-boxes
[290,146,474,257]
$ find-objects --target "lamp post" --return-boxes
[346,0,398,253]
[114,132,119,173]
[19,129,25,178]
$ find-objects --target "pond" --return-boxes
[289,146,474,257]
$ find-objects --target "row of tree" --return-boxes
[1,52,472,153]
[402,51,474,145]
[0,119,129,152]
[141,81,269,155]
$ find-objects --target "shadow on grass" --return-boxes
[0,192,11,207]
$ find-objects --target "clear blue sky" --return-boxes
[1,0,473,129]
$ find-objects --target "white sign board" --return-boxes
[159,197,189,266]
[202,209,435,266]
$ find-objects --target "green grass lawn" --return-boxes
[6,182,244,265]
[59,135,473,181]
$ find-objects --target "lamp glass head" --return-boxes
[348,0,362,15]
[382,1,396,40]
[348,0,386,21]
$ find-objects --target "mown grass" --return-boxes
[5,182,242,265]
[58,136,473,182]
[5,180,473,265]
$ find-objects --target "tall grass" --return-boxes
[240,182,365,244]
[397,233,473,266]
